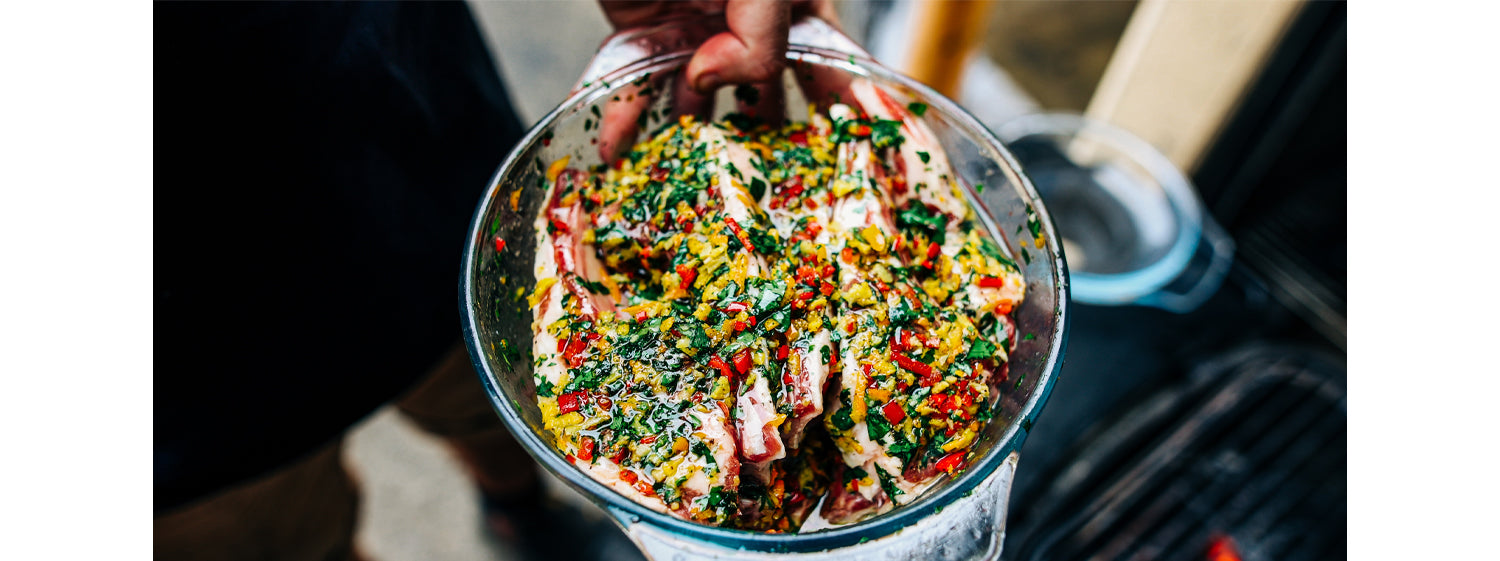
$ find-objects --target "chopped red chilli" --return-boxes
[523,79,1027,533]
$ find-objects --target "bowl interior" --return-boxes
[461,48,1068,551]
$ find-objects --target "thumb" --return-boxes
[684,0,790,93]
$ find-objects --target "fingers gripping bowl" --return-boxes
[461,18,1068,553]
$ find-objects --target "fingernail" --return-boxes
[695,72,721,93]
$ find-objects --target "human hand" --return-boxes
[592,0,852,162]
[600,0,838,93]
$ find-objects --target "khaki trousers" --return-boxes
[155,345,515,561]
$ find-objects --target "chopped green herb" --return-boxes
[866,414,892,440]
[748,177,767,200]
[888,437,919,458]
[896,199,947,244]
[869,119,905,149]
[692,441,716,464]
[706,486,730,508]
[746,226,782,254]
[830,407,854,430]
[517,98,1036,530]
[966,339,997,360]
[577,279,608,294]
[848,466,869,481]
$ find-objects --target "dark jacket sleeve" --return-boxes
[154,1,525,513]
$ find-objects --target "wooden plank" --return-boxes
[1085,0,1305,172]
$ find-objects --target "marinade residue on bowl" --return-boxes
[524,79,1025,532]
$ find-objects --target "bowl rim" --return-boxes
[996,112,1202,306]
[460,45,1070,551]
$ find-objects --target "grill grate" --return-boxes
[1007,346,1345,561]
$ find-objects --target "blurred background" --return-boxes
[348,1,1345,559]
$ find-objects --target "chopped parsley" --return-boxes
[521,93,1030,532]
[966,339,998,360]
[896,199,947,244]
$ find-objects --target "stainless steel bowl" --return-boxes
[460,17,1069,559]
